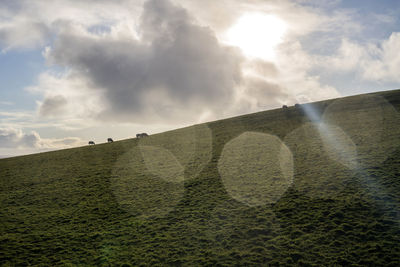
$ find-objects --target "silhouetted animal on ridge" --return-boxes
[88,141,95,145]
[107,138,114,143]
[136,133,149,138]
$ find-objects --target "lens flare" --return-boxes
[322,95,400,167]
[218,132,293,206]
[139,145,185,183]
[138,124,212,179]
[284,122,353,199]
[111,147,184,219]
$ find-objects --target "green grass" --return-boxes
[1,90,400,265]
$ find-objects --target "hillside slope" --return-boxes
[1,90,400,265]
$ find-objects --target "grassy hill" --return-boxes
[1,90,400,266]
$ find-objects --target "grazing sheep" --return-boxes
[107,138,114,143]
[88,141,95,145]
[136,133,149,138]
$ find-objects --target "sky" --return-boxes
[0,0,400,157]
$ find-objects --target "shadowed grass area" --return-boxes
[1,89,400,265]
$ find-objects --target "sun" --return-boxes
[226,13,287,61]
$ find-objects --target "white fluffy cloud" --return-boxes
[361,32,400,82]
[0,127,84,150]
[0,128,40,149]
[0,0,142,51]
[317,32,400,83]
[26,71,105,120]
[0,19,49,51]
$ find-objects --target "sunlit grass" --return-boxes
[1,90,400,265]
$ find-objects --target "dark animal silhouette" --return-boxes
[282,105,288,109]
[136,133,149,138]
[88,141,95,145]
[107,138,114,143]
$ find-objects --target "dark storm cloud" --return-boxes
[45,0,244,123]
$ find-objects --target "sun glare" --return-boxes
[226,13,287,60]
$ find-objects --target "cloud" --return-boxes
[325,39,365,72]
[3,0,399,158]
[273,41,340,103]
[361,32,400,83]
[19,0,348,126]
[317,32,400,83]
[39,95,68,116]
[8,0,380,128]
[0,0,143,51]
[26,71,105,121]
[43,136,84,148]
[37,0,244,124]
[0,128,40,148]
[241,75,292,108]
[0,19,50,51]
[0,101,13,106]
[373,13,396,24]
[0,127,84,150]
